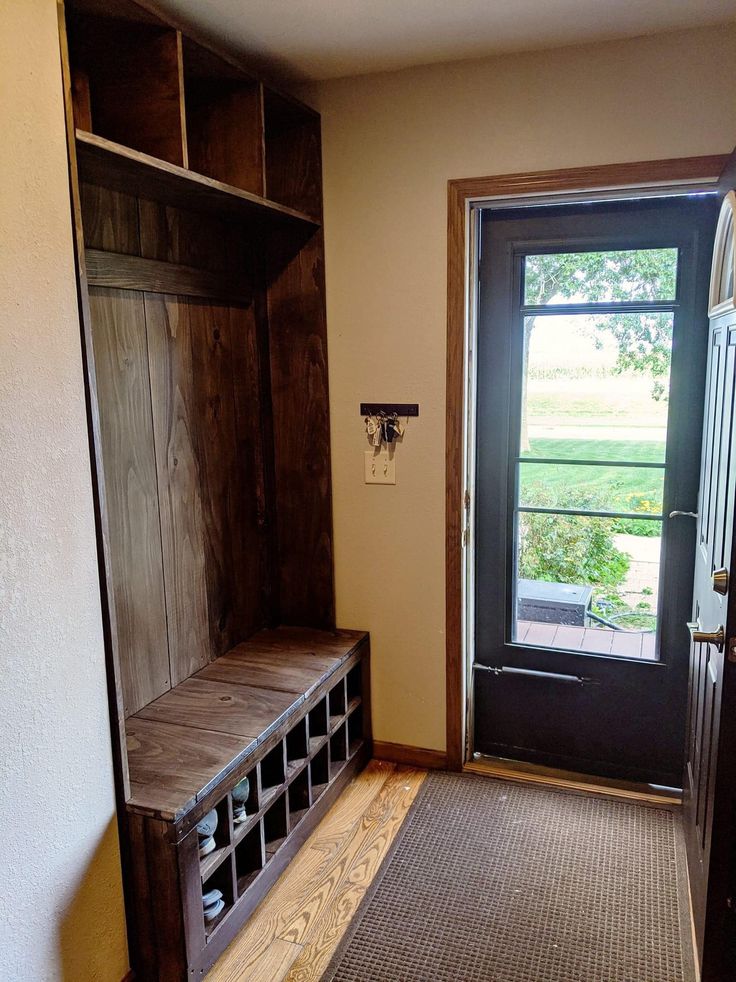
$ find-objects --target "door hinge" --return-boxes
[464,490,471,511]
[462,526,469,547]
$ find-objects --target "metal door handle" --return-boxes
[687,621,725,651]
[712,567,729,595]
[669,510,698,519]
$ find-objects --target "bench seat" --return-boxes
[125,626,367,821]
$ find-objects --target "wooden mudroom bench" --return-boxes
[57,0,372,977]
[124,627,371,978]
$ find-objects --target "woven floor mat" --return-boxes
[323,771,694,982]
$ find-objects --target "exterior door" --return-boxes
[685,185,736,982]
[474,196,717,787]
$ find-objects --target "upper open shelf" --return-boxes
[66,0,322,223]
[75,130,320,228]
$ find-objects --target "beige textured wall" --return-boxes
[0,1,128,979]
[303,24,736,752]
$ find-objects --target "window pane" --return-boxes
[520,312,673,463]
[513,514,661,659]
[519,462,664,515]
[718,210,734,304]
[523,248,678,305]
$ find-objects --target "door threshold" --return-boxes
[465,755,682,807]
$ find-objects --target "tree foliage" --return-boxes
[524,248,677,397]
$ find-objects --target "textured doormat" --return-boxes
[323,771,694,982]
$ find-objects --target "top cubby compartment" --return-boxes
[263,90,322,221]
[66,1,186,166]
[182,39,264,196]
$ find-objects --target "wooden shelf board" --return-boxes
[265,836,287,858]
[200,844,231,881]
[232,814,259,844]
[236,869,262,897]
[311,782,328,802]
[76,129,320,228]
[205,902,232,939]
[289,807,309,828]
[329,760,348,781]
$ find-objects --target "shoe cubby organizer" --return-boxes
[125,630,371,977]
[58,1,370,979]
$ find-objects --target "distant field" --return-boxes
[521,438,665,517]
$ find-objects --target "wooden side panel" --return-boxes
[144,293,211,683]
[267,228,334,627]
[88,287,170,716]
[186,80,264,195]
[146,292,267,681]
[80,181,140,254]
[264,92,322,220]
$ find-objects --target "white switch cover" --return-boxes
[364,450,396,485]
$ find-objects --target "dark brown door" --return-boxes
[685,159,736,981]
[474,196,717,786]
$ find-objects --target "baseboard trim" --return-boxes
[465,757,682,807]
[373,741,448,770]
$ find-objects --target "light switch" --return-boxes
[364,450,396,485]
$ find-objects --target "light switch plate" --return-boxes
[364,450,396,485]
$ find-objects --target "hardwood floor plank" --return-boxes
[212,937,303,982]
[208,760,414,981]
[280,766,424,981]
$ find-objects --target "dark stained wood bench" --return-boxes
[124,627,371,978]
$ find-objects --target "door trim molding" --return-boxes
[446,154,729,771]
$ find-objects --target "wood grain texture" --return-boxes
[85,248,252,303]
[185,76,265,195]
[68,14,187,165]
[88,287,171,716]
[126,717,256,801]
[373,740,448,770]
[144,292,211,684]
[445,155,729,772]
[80,181,140,254]
[136,676,301,739]
[209,761,425,982]
[76,130,319,227]
[268,228,335,627]
[197,646,342,696]
[264,90,322,221]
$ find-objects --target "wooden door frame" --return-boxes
[445,155,729,771]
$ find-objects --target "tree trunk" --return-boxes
[520,317,536,453]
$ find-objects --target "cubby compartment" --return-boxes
[260,741,286,800]
[348,704,364,758]
[66,4,186,165]
[330,723,348,780]
[199,795,232,880]
[231,768,258,839]
[286,715,309,769]
[263,793,288,859]
[309,697,328,752]
[183,38,264,194]
[329,678,347,726]
[310,743,329,803]
[202,859,234,937]
[234,823,264,896]
[288,768,311,830]
[263,89,322,219]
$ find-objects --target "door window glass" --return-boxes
[512,252,678,658]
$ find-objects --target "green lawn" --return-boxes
[520,438,665,519]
